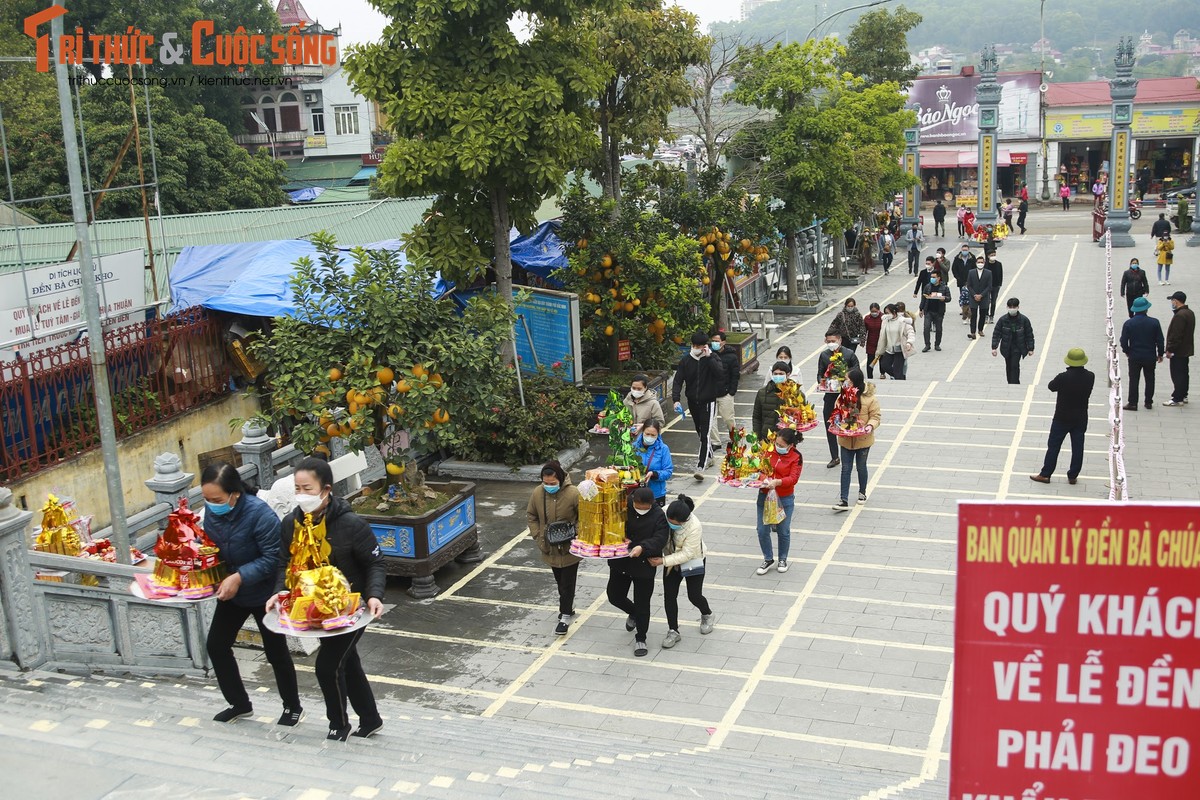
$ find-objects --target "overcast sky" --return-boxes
[298,0,739,48]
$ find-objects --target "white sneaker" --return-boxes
[777,560,789,573]
[755,560,775,575]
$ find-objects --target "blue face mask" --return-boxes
[668,521,682,530]
[711,341,722,351]
[206,501,232,516]
[544,484,560,495]
[771,375,787,385]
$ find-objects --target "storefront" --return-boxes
[1045,78,1200,200]
[906,70,1042,206]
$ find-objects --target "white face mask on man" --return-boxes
[825,342,838,352]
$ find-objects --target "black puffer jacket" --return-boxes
[276,496,386,601]
[609,499,669,579]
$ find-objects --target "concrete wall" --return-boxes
[8,394,259,532]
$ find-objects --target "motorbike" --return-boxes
[1100,198,1142,220]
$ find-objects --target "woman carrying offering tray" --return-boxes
[606,486,669,658]
[266,457,386,742]
[201,463,302,727]
[830,368,882,512]
[754,428,801,576]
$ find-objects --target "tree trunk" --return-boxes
[599,81,621,209]
[832,234,845,280]
[785,232,800,305]
[490,185,517,365]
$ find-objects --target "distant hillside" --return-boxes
[714,0,1198,78]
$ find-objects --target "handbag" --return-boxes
[680,557,705,577]
[542,493,576,545]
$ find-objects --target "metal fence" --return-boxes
[1102,229,1130,501]
[0,307,231,483]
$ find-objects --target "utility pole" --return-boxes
[51,15,132,563]
[1039,0,1052,201]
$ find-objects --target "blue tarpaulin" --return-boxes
[509,220,567,284]
[169,239,452,318]
[287,187,325,203]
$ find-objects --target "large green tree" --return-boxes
[834,5,922,88]
[588,1,704,204]
[346,1,609,362]
[732,38,913,302]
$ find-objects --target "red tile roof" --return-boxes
[1046,77,1200,106]
[276,0,314,27]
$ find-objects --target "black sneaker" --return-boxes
[935,346,942,351]
[832,500,849,512]
[277,706,304,727]
[921,346,931,353]
[351,719,383,738]
[213,705,252,723]
[826,457,840,469]
[327,725,352,742]
[625,615,636,632]
[555,614,570,636]
[633,640,648,657]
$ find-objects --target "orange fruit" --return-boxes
[429,373,444,388]
[412,364,429,379]
[348,417,360,430]
[740,238,752,250]
[623,302,634,313]
[387,404,402,418]
[396,379,411,393]
[702,276,711,285]
[433,408,450,424]
[604,325,614,336]
[377,367,394,385]
[348,400,360,415]
[601,254,613,268]
[578,238,588,249]
[726,267,736,278]
[345,389,357,404]
[704,244,715,254]
[314,444,331,457]
[326,423,340,438]
[632,298,640,307]
[329,367,343,382]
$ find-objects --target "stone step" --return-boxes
[0,671,949,799]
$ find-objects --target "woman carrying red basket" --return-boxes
[831,368,881,512]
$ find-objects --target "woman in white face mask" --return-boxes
[265,457,386,742]
[622,373,665,436]
[606,487,670,658]
[635,421,674,506]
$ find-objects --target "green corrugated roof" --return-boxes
[0,198,435,274]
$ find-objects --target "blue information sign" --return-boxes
[512,287,582,383]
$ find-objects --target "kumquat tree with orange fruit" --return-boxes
[247,233,514,475]
[556,176,710,372]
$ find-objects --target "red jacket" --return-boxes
[762,448,802,497]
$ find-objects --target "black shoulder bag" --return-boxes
[543,492,577,545]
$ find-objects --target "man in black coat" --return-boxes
[932,199,946,237]
[1120,296,1164,410]
[966,255,994,338]
[1119,258,1151,318]
[918,269,952,352]
[708,330,741,449]
[671,331,726,477]
[1031,348,1096,485]
[607,488,670,657]
[817,332,861,468]
[951,244,973,322]
[991,297,1036,384]
[1165,291,1195,406]
[1151,213,1171,240]
[984,252,1004,322]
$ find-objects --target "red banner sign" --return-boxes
[1010,153,1029,165]
[952,502,1200,800]
[617,339,631,362]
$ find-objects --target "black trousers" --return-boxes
[879,352,906,380]
[969,301,988,335]
[934,219,945,236]
[1017,211,1027,232]
[822,392,839,459]
[315,626,379,729]
[923,311,944,347]
[907,248,920,273]
[1004,351,1023,384]
[207,600,300,711]
[1128,359,1156,404]
[606,563,655,640]
[1040,420,1087,480]
[689,398,717,468]
[1170,355,1190,402]
[987,288,1002,320]
[865,350,877,378]
[881,252,894,272]
[550,562,579,615]
[663,564,712,631]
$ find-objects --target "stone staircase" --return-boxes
[0,670,947,800]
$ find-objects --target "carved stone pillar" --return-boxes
[0,487,48,669]
[975,46,1001,225]
[1104,37,1137,248]
[144,453,194,520]
[233,421,276,489]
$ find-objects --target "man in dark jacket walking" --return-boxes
[983,253,1004,322]
[1120,296,1165,409]
[991,297,1036,384]
[932,199,946,237]
[1164,291,1195,407]
[708,330,741,447]
[918,269,952,352]
[671,331,726,477]
[817,332,861,468]
[966,255,994,338]
[1031,348,1095,485]
[951,244,973,322]
[1119,258,1151,318]
[1151,213,1171,239]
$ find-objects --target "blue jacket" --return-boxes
[202,493,282,607]
[1120,313,1165,363]
[635,435,674,499]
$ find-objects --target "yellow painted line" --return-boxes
[731,723,937,757]
[294,664,499,699]
[556,647,750,678]
[495,767,521,778]
[294,790,330,800]
[998,241,1078,500]
[133,719,154,728]
[811,593,953,611]
[505,694,719,728]
[428,776,455,789]
[906,422,1105,437]
[178,717,199,727]
[789,630,953,653]
[946,241,1039,383]
[438,525,530,600]
[761,673,942,700]
[390,780,422,793]
[350,787,379,800]
[708,382,939,749]
[467,772,490,783]
[29,720,59,732]
[84,719,109,729]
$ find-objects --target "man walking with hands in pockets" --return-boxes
[671,332,726,479]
